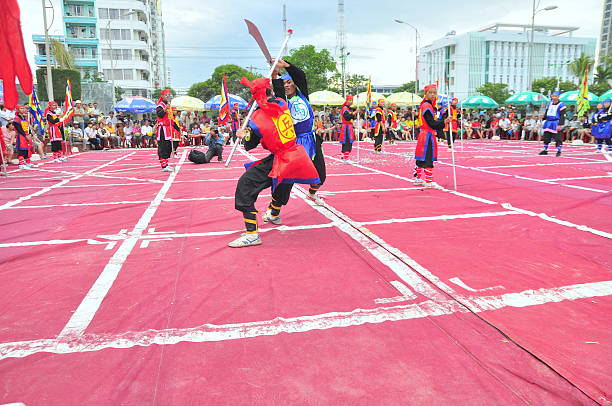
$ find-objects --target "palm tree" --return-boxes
[50,39,75,69]
[595,65,612,84]
[568,54,594,80]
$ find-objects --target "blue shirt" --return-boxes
[206,133,224,146]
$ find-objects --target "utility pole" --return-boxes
[336,0,347,96]
[41,0,54,101]
[282,4,287,37]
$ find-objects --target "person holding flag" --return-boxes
[11,105,36,169]
[538,91,567,156]
[156,89,180,172]
[443,98,460,149]
[373,99,386,152]
[339,95,356,160]
[229,77,320,248]
[45,101,67,162]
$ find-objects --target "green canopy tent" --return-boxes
[504,91,549,106]
[558,90,599,106]
[459,95,499,109]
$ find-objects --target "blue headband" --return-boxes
[281,73,293,81]
[552,91,560,96]
[605,98,612,103]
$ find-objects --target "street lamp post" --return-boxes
[41,0,54,101]
[339,51,350,97]
[394,19,419,93]
[527,2,558,91]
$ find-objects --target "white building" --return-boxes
[600,0,611,59]
[32,0,167,99]
[418,23,597,99]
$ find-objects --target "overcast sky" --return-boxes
[21,0,605,88]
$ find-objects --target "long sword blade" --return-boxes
[245,19,273,64]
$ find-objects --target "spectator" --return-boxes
[141,119,154,147]
[133,122,143,148]
[73,100,86,130]
[104,121,119,148]
[522,114,536,140]
[190,118,203,146]
[70,122,84,143]
[106,111,118,127]
[1,121,15,163]
[123,122,133,147]
[85,122,101,150]
[205,128,225,162]
[498,115,511,139]
[0,105,14,128]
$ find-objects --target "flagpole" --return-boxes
[225,30,293,168]
[447,94,458,191]
[356,95,360,163]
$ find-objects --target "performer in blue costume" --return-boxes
[539,91,567,156]
[592,99,612,153]
[259,58,327,225]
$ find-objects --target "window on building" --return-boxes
[72,47,88,58]
[99,8,108,19]
[102,69,134,81]
[66,4,84,16]
[109,8,119,19]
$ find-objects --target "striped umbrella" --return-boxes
[113,96,156,113]
[459,95,499,109]
[504,91,549,105]
[171,96,206,111]
[309,90,345,106]
[204,94,249,110]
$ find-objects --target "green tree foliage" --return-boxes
[284,45,337,93]
[531,77,577,94]
[188,64,258,102]
[115,86,125,101]
[475,82,511,104]
[328,73,369,95]
[568,54,594,80]
[590,82,610,96]
[393,81,417,93]
[35,68,81,103]
[152,87,176,100]
[50,39,75,69]
[83,70,105,82]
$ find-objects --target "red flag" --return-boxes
[218,75,230,124]
[0,0,33,109]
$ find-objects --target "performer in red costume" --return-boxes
[229,77,320,248]
[373,99,386,152]
[339,95,356,160]
[11,105,36,169]
[156,89,180,172]
[414,84,449,189]
[45,101,67,162]
[443,98,460,149]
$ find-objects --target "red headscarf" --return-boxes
[44,101,58,116]
[344,95,353,106]
[240,77,283,118]
[421,84,437,110]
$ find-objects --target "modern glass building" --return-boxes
[600,0,611,59]
[32,0,167,98]
[418,23,597,99]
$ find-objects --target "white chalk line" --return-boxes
[478,161,612,169]
[326,155,612,240]
[1,280,610,360]
[0,152,137,211]
[58,151,188,337]
[0,210,516,249]
[547,175,612,181]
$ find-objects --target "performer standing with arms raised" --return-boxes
[258,59,326,226]
[539,91,566,157]
[414,84,449,189]
[339,95,356,160]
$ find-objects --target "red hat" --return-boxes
[161,89,171,96]
[344,95,353,105]
[48,101,58,107]
[240,77,283,118]
[423,84,437,93]
[452,98,458,103]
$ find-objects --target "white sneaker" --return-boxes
[307,193,324,205]
[58,157,67,162]
[53,158,62,163]
[262,210,282,225]
[162,166,174,172]
[424,182,443,189]
[26,163,38,168]
[228,233,262,248]
[19,164,30,169]
[414,178,425,186]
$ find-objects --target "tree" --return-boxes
[36,68,81,103]
[568,54,594,80]
[152,87,176,100]
[594,65,612,85]
[328,73,369,95]
[393,81,417,93]
[50,39,75,69]
[531,77,577,94]
[475,82,511,104]
[590,81,610,96]
[83,70,105,83]
[115,86,124,101]
[188,64,258,102]
[284,45,337,93]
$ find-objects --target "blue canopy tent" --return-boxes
[113,96,156,113]
[204,94,249,110]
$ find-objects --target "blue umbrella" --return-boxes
[204,94,249,110]
[114,96,156,113]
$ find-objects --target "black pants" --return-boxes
[235,154,291,213]
[89,138,102,150]
[17,149,28,158]
[446,131,457,147]
[51,140,62,153]
[596,138,612,147]
[415,142,435,169]
[374,129,384,151]
[543,131,563,146]
[206,144,223,161]
[341,142,353,153]
[158,138,172,159]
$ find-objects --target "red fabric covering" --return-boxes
[0,0,33,109]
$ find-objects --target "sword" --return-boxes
[225,23,293,167]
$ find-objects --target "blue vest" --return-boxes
[592,107,612,139]
[542,101,566,133]
[288,91,316,159]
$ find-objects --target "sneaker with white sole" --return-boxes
[26,163,38,168]
[414,178,425,186]
[262,210,282,225]
[53,158,62,163]
[424,182,443,189]
[19,164,30,169]
[307,193,324,205]
[161,166,174,172]
[228,233,262,248]
[58,157,67,162]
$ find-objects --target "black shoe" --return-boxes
[556,151,561,157]
[539,150,548,155]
